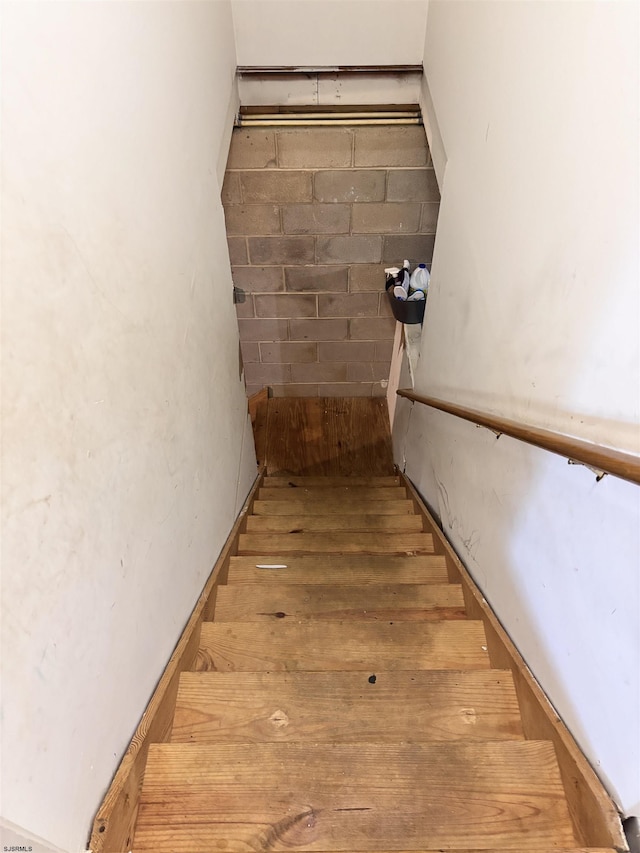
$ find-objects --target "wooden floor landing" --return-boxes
[251,396,395,476]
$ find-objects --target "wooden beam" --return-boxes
[396,390,640,486]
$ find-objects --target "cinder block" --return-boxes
[378,292,395,318]
[316,235,382,264]
[386,169,440,203]
[354,126,429,167]
[318,341,376,362]
[248,236,315,265]
[235,295,255,318]
[314,170,385,203]
[321,382,374,397]
[350,317,396,340]
[246,383,265,397]
[374,340,394,362]
[347,362,391,382]
[240,171,312,203]
[351,203,421,234]
[318,293,379,318]
[349,264,386,292]
[383,234,435,265]
[285,266,348,293]
[232,266,285,293]
[238,318,289,342]
[291,362,348,383]
[277,129,353,168]
[420,203,440,234]
[241,341,261,363]
[224,204,281,236]
[372,382,388,398]
[244,361,291,385]
[282,203,350,235]
[290,318,348,341]
[221,172,242,204]
[226,129,276,169]
[227,237,248,265]
[271,384,319,397]
[254,293,317,319]
[260,342,317,363]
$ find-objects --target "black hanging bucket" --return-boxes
[386,288,425,324]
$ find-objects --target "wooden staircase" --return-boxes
[130,473,622,852]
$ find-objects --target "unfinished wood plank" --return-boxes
[259,486,407,501]
[134,741,576,851]
[212,583,466,622]
[88,468,265,853]
[263,475,401,487]
[265,397,395,476]
[245,514,424,533]
[227,554,449,585]
[238,531,434,555]
[400,472,627,850]
[248,388,269,467]
[195,620,489,672]
[252,499,417,516]
[171,670,524,744]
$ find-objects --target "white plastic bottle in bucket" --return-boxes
[409,263,430,296]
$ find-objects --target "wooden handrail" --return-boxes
[396,389,640,486]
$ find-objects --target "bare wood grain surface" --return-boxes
[238,531,434,555]
[252,499,416,515]
[227,554,449,585]
[263,475,401,487]
[245,514,424,533]
[212,583,465,622]
[259,486,407,501]
[195,620,489,672]
[134,741,576,850]
[171,670,524,744]
[264,397,395,476]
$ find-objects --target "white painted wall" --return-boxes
[1,3,255,850]
[396,0,640,817]
[231,0,428,67]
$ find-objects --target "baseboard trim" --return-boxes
[88,468,265,853]
[401,472,628,851]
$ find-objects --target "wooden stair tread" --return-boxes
[227,554,449,584]
[253,499,417,516]
[259,486,407,502]
[195,621,489,672]
[246,514,424,533]
[171,670,524,743]
[238,531,434,555]
[263,475,401,488]
[134,741,576,850]
[212,583,466,621]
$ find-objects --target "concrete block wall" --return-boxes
[223,125,439,397]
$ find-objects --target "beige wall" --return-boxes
[1,3,255,850]
[398,0,639,818]
[231,1,428,67]
[224,125,439,397]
